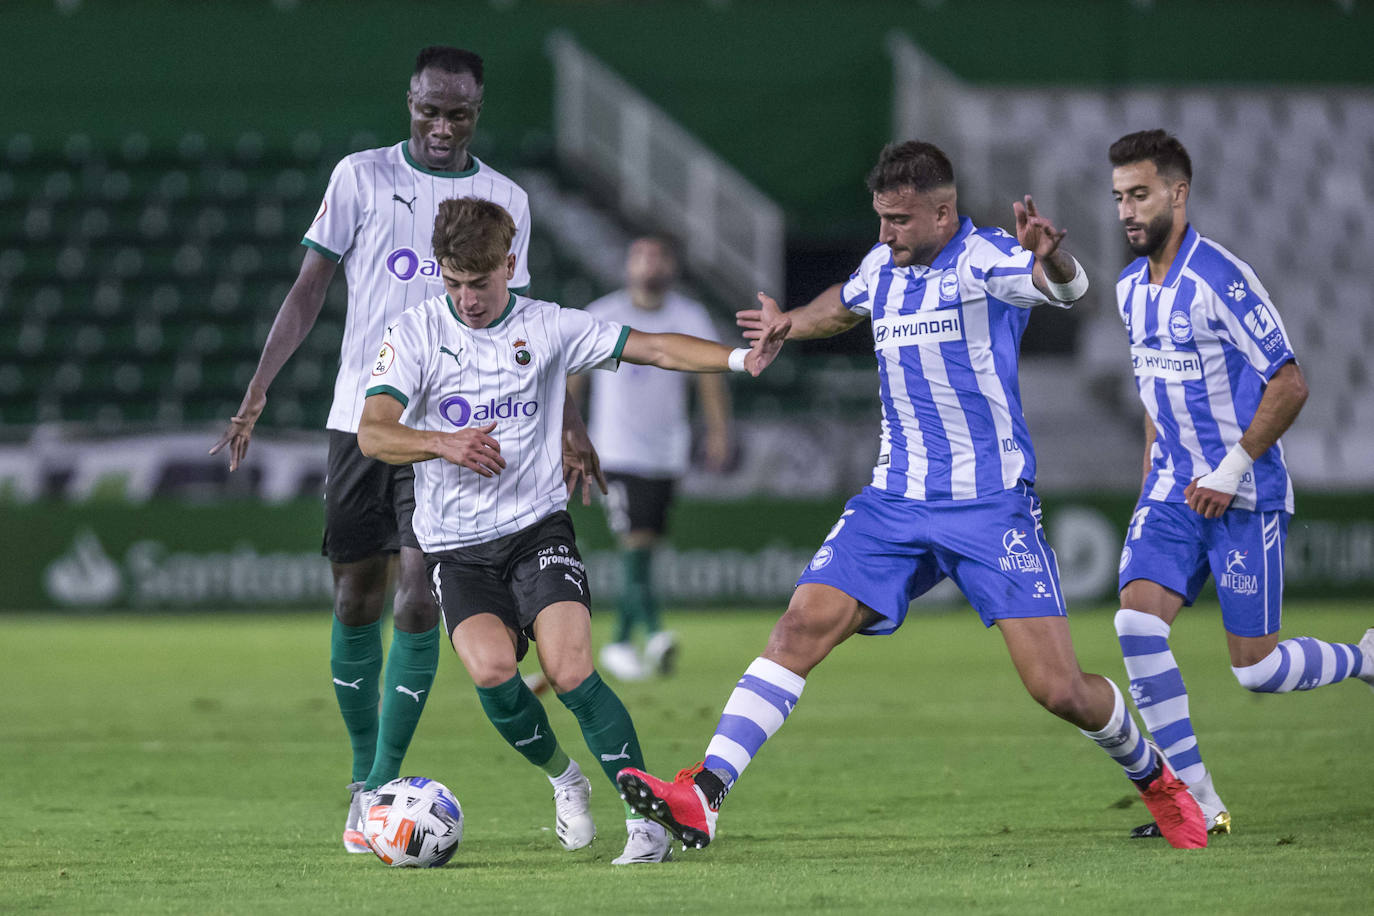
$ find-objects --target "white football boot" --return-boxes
[343,782,370,853]
[552,762,596,851]
[612,819,673,865]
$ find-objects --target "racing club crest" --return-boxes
[513,338,532,367]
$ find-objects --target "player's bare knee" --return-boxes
[545,665,592,696]
[1028,677,1090,722]
[467,657,519,689]
[764,607,846,675]
[392,589,440,633]
[331,558,389,626]
[332,586,385,627]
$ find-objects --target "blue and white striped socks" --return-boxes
[703,657,805,788]
[1079,676,1157,782]
[1114,609,1206,786]
[1232,636,1365,692]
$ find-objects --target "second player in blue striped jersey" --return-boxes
[1116,225,1296,513]
[1107,129,1374,844]
[842,220,1065,500]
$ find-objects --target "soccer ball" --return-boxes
[362,777,463,867]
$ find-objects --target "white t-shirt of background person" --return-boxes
[302,142,531,433]
[582,290,721,478]
[366,293,629,551]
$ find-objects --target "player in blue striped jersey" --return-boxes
[1108,129,1374,840]
[617,141,1210,851]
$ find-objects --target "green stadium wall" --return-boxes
[6,0,1373,239]
[10,493,1374,611]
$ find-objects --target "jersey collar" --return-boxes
[401,141,480,178]
[448,292,517,328]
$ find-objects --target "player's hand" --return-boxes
[736,306,765,343]
[437,421,505,477]
[562,423,607,506]
[736,288,788,344]
[209,388,267,472]
[743,292,790,376]
[1013,195,1068,260]
[1184,478,1234,519]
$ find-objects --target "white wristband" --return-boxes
[727,347,750,372]
[1196,442,1254,495]
[1045,258,1089,302]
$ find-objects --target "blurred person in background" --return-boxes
[571,236,733,682]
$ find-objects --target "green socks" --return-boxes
[365,624,440,790]
[476,673,564,770]
[330,617,382,784]
[616,548,658,642]
[557,671,646,786]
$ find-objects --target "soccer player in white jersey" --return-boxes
[616,140,1211,851]
[358,197,787,864]
[209,46,603,853]
[1107,129,1374,841]
[575,236,733,681]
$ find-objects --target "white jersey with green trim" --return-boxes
[583,290,720,478]
[366,292,629,551]
[302,141,531,433]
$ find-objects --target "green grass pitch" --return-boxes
[5,602,1372,914]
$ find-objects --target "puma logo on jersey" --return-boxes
[514,724,543,747]
[392,193,417,213]
[439,346,462,365]
[395,685,427,702]
[599,742,631,762]
[563,573,584,595]
[333,677,363,690]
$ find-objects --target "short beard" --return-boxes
[1126,213,1173,257]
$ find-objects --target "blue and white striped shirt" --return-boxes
[841,217,1067,501]
[1116,225,1296,513]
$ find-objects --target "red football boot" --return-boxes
[1135,744,1208,849]
[617,764,719,849]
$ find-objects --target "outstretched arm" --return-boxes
[357,393,507,477]
[620,299,789,376]
[1185,361,1307,518]
[738,284,863,342]
[209,248,337,469]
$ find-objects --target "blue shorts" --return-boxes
[1117,499,1289,638]
[796,484,1068,633]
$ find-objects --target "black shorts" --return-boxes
[321,430,421,563]
[604,472,677,537]
[426,511,591,655]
